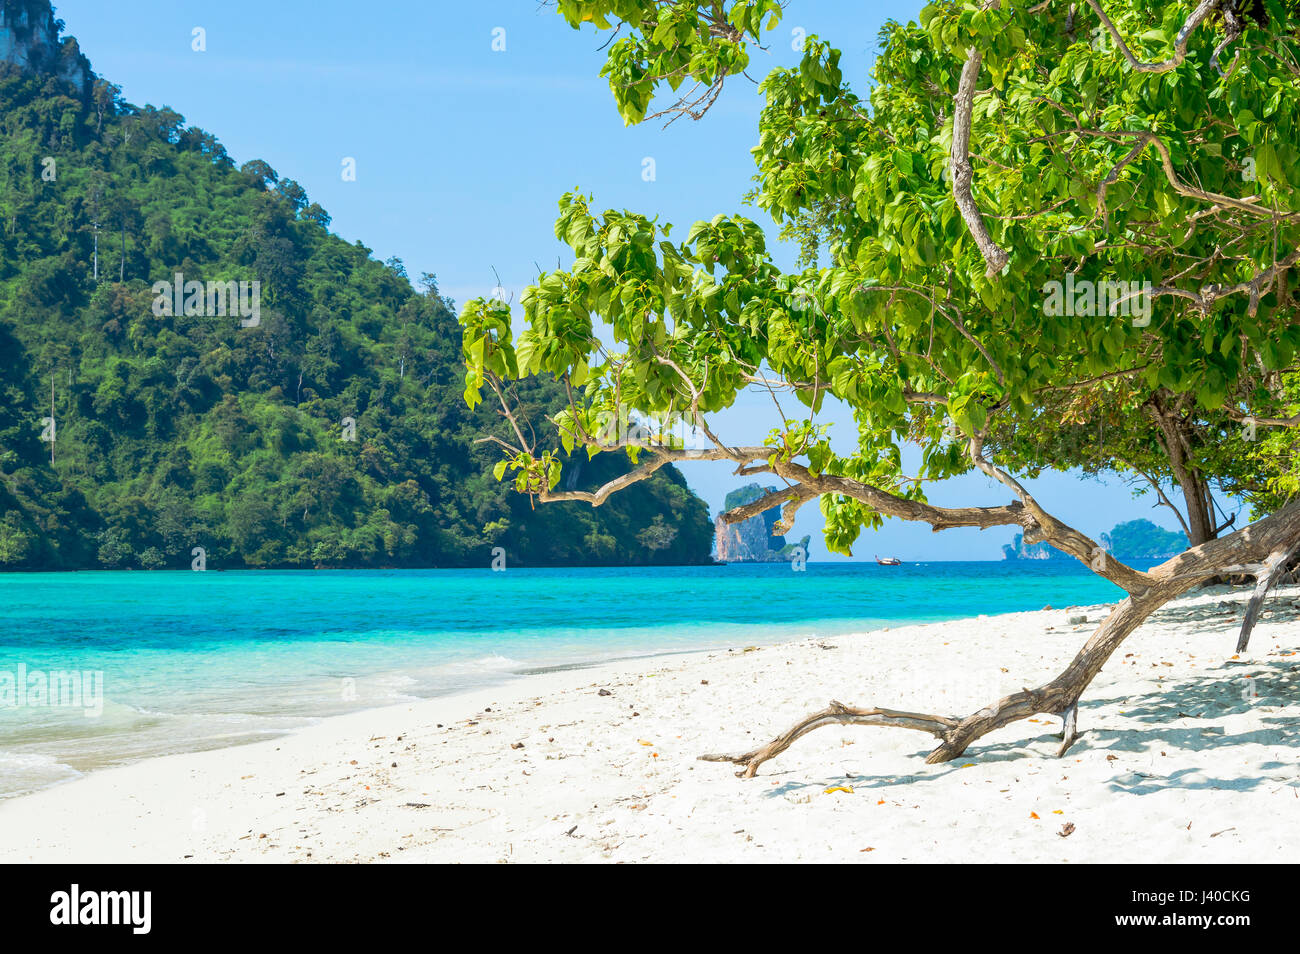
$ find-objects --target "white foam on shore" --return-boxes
[0,751,82,797]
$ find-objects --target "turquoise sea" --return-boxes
[0,562,1131,797]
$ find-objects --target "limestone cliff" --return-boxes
[0,0,91,94]
[713,484,811,563]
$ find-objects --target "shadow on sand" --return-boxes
[759,648,1300,800]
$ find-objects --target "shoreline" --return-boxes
[4,644,752,797]
[0,591,1110,804]
[0,643,731,803]
[1,586,1296,863]
[0,625,868,802]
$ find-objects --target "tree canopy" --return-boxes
[462,0,1300,772]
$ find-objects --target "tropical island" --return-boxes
[0,0,711,570]
[0,0,1298,875]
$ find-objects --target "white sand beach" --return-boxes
[2,584,1297,864]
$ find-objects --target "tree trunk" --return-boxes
[925,588,1171,764]
[1174,467,1213,545]
[1148,396,1215,545]
[701,499,1300,778]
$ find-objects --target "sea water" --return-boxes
[0,562,1128,797]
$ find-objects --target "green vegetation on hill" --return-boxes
[722,484,774,516]
[0,11,711,569]
[1101,519,1190,561]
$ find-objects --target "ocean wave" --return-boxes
[467,654,520,670]
[0,750,82,798]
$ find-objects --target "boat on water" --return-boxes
[875,555,903,566]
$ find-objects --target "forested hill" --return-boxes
[0,0,712,569]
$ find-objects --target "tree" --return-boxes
[461,0,1300,776]
[636,513,678,553]
[991,381,1246,545]
[275,178,309,215]
[240,159,279,190]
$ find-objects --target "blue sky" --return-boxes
[49,0,1212,559]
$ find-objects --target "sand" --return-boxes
[1,583,1297,864]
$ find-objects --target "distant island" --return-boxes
[714,484,811,563]
[1003,518,1189,562]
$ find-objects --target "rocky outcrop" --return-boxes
[714,484,811,563]
[0,1,91,94]
[1001,532,1070,561]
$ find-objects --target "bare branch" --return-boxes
[950,45,1011,278]
[1120,457,1194,539]
[1085,0,1221,74]
[1223,406,1300,429]
[1138,130,1288,220]
[966,433,1153,592]
[1152,245,1300,318]
[719,484,819,526]
[1236,540,1300,652]
[538,444,769,507]
[700,701,959,778]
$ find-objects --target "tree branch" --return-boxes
[537,445,769,507]
[967,433,1153,592]
[1236,540,1300,652]
[950,44,1011,278]
[1085,0,1221,74]
[718,484,820,527]
[700,498,1300,777]
[1223,406,1300,429]
[700,701,959,778]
